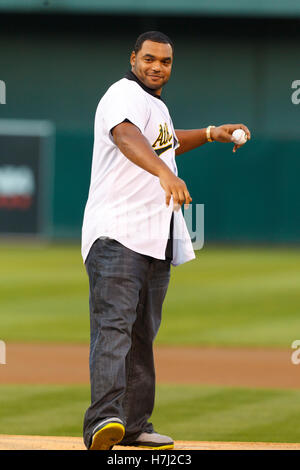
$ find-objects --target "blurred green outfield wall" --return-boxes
[0,14,299,242]
[2,0,300,18]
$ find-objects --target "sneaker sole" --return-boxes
[132,443,174,450]
[89,423,125,450]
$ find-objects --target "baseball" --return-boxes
[232,129,247,145]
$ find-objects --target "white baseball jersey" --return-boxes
[81,73,195,266]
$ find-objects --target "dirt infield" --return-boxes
[0,343,298,389]
[1,434,300,450]
[1,343,300,451]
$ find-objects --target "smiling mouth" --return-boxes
[148,75,163,79]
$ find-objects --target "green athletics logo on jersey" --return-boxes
[152,123,173,156]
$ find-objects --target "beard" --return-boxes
[133,66,169,91]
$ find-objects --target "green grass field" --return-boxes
[1,383,300,443]
[1,242,300,444]
[1,242,300,347]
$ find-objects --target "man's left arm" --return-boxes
[175,124,251,156]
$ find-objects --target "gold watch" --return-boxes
[206,125,216,142]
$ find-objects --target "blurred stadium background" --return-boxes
[1,0,300,447]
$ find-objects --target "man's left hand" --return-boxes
[210,124,251,153]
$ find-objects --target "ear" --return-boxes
[130,51,136,68]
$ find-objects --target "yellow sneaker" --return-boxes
[89,418,125,450]
[130,432,174,450]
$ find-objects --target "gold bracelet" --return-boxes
[206,125,216,142]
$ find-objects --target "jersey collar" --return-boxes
[124,70,164,102]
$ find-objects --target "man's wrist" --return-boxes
[157,161,173,179]
[206,125,216,142]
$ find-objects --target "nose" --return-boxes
[151,61,162,73]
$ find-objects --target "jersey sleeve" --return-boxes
[169,118,180,150]
[102,82,150,137]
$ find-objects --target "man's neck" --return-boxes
[124,70,163,100]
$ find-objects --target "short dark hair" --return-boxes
[134,31,174,54]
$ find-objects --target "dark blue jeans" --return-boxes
[83,237,171,448]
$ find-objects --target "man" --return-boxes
[81,31,251,450]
